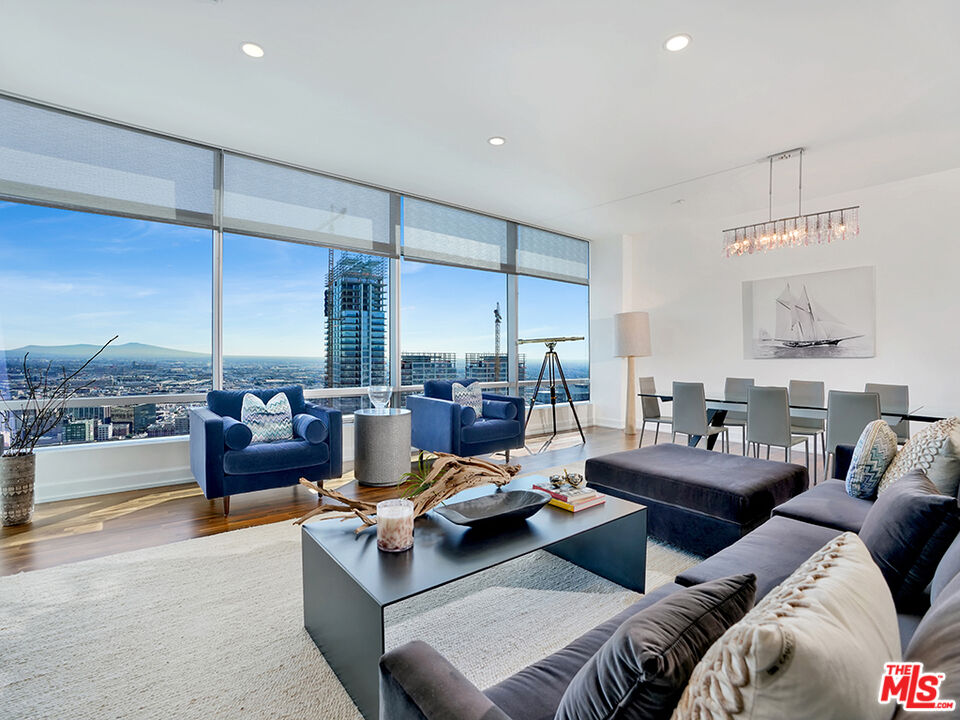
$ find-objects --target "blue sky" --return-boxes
[0,202,588,363]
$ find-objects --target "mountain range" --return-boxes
[2,343,208,361]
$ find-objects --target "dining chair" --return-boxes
[825,390,881,480]
[638,376,672,446]
[788,380,826,481]
[745,386,810,477]
[672,381,729,452]
[723,377,755,455]
[864,383,910,445]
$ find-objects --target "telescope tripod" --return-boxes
[525,341,586,454]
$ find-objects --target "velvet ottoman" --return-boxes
[584,444,808,556]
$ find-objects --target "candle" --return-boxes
[376,499,414,552]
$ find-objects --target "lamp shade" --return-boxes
[614,311,651,357]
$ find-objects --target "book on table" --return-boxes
[532,481,598,504]
[547,495,606,512]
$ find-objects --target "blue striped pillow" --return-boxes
[241,392,293,444]
[845,420,898,499]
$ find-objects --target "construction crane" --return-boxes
[493,302,502,381]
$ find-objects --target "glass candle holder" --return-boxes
[376,498,414,552]
[368,385,392,410]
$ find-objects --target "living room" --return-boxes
[3,2,960,719]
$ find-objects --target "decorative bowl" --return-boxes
[435,490,551,528]
[367,385,393,409]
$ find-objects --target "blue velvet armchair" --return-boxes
[189,385,342,516]
[407,379,526,461]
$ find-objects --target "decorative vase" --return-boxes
[1,454,36,526]
[376,498,414,552]
[367,385,393,410]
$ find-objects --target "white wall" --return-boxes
[589,235,633,428]
[628,167,960,414]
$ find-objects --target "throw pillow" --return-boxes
[241,392,293,444]
[556,574,757,720]
[845,420,899,499]
[222,416,253,450]
[293,413,328,445]
[879,417,960,497]
[673,533,900,720]
[452,381,483,418]
[859,469,960,613]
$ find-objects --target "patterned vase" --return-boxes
[1,454,36,526]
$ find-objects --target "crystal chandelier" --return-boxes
[722,148,860,258]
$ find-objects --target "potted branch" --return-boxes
[0,336,116,526]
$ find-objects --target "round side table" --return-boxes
[353,408,412,487]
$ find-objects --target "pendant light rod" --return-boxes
[798,148,803,216]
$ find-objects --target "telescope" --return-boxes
[518,337,585,453]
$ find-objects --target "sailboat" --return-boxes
[773,283,863,348]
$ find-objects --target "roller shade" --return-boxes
[401,197,511,272]
[0,96,216,226]
[222,153,395,256]
[516,225,589,284]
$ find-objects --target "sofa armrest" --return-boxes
[304,402,343,478]
[380,641,512,720]
[189,407,226,499]
[483,393,526,437]
[833,443,855,480]
[407,394,465,455]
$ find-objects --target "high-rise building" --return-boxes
[133,404,157,433]
[64,419,96,444]
[401,352,457,385]
[464,353,527,383]
[324,252,387,389]
[96,423,114,442]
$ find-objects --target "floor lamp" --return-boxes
[615,311,652,435]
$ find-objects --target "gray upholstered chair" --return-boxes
[746,386,810,476]
[671,381,728,452]
[865,382,910,444]
[788,380,826,481]
[723,377,755,455]
[638,376,672,446]
[825,390,881,480]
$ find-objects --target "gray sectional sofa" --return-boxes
[379,444,960,719]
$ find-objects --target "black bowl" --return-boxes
[435,490,551,528]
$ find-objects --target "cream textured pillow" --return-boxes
[672,533,899,720]
[879,417,960,497]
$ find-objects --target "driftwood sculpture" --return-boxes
[294,453,521,532]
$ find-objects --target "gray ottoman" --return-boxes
[585,444,808,556]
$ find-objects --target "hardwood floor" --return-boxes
[0,427,824,577]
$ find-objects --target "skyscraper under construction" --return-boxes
[324,251,388,389]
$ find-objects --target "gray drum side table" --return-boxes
[353,408,412,487]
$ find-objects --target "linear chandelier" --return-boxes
[722,148,859,258]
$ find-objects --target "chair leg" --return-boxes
[765,445,770,460]
[654,422,661,446]
[505,449,511,463]
[223,496,231,517]
[787,446,791,463]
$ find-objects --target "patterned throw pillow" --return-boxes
[672,533,900,720]
[845,420,898,499]
[452,381,483,418]
[240,392,293,444]
[879,417,960,497]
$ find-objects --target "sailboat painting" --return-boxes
[743,266,875,359]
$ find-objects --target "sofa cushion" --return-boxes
[772,479,873,532]
[859,469,960,613]
[675,533,900,720]
[223,438,329,475]
[483,399,517,420]
[555,575,756,720]
[931,532,960,606]
[483,583,681,720]
[896,574,960,718]
[222,417,252,451]
[676,515,842,599]
[207,385,305,420]
[880,416,960,497]
[462,418,521,445]
[293,413,328,445]
[585,444,807,526]
[845,419,898,499]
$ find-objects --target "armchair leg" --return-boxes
[505,449,511,463]
[223,496,231,517]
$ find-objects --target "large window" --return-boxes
[400,260,514,388]
[518,276,589,402]
[0,201,212,447]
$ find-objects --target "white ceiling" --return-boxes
[2,0,959,240]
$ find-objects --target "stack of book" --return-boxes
[533,480,606,512]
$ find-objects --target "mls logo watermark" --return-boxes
[879,663,956,712]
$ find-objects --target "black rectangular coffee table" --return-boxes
[301,475,647,719]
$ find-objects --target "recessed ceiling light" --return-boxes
[240,42,265,58]
[487,136,506,146]
[663,34,691,52]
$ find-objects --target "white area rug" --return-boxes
[1,498,698,720]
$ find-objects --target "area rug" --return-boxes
[0,471,699,720]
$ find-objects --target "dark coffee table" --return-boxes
[301,475,648,719]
